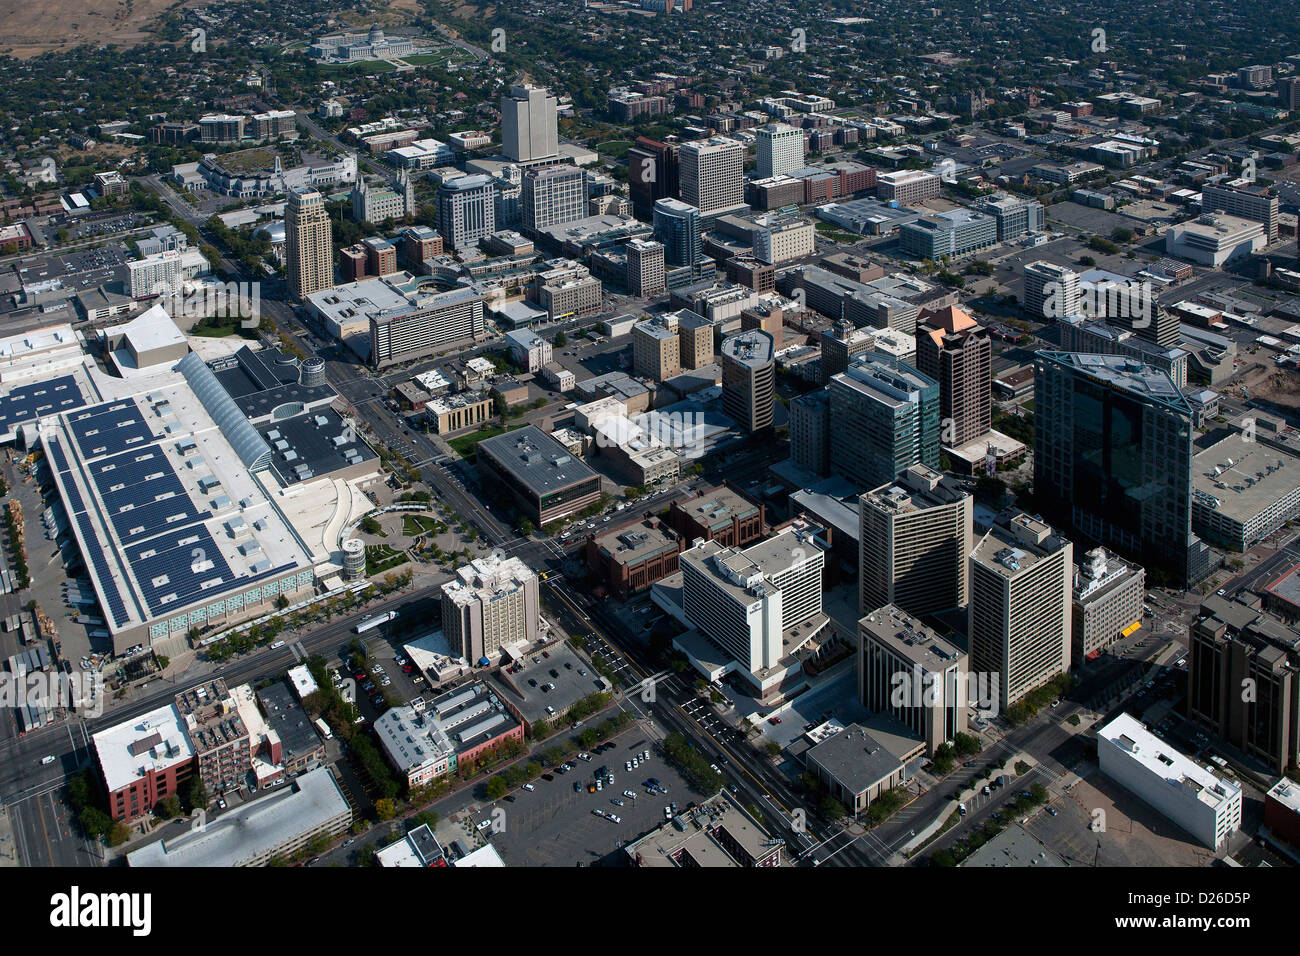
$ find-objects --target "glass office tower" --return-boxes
[1033,351,1211,588]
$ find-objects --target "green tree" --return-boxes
[485,776,508,800]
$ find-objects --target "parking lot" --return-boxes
[482,733,697,866]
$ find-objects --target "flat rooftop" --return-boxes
[590,518,680,567]
[675,487,759,531]
[862,463,969,515]
[1099,713,1240,812]
[961,823,1067,867]
[92,704,193,794]
[127,768,349,867]
[859,604,965,672]
[477,424,600,496]
[1036,351,1191,415]
[971,513,1069,579]
[257,407,377,486]
[1192,433,1300,524]
[805,723,905,795]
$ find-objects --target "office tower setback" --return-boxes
[438,174,497,250]
[286,187,334,301]
[441,553,540,663]
[501,83,559,163]
[828,354,940,490]
[522,164,588,232]
[969,512,1074,708]
[680,137,746,216]
[916,305,991,448]
[858,604,969,756]
[721,330,776,432]
[756,123,805,178]
[859,464,973,617]
[1034,351,1210,587]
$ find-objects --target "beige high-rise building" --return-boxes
[286,187,334,301]
[632,317,681,381]
[858,604,969,756]
[677,310,714,370]
[680,137,746,216]
[440,553,540,663]
[969,512,1073,708]
[721,330,775,432]
[859,464,972,618]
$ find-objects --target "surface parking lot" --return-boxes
[483,735,697,866]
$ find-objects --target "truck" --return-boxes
[355,611,397,634]
[313,717,333,740]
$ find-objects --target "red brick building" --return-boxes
[585,517,683,599]
[667,486,764,549]
[93,703,195,822]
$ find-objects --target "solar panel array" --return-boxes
[47,439,131,628]
[0,375,85,429]
[52,392,299,625]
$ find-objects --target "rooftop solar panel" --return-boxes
[0,375,86,429]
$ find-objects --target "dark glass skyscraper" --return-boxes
[1033,351,1211,588]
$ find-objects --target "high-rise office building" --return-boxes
[858,604,969,756]
[859,463,973,617]
[632,315,682,381]
[653,198,703,267]
[755,123,804,178]
[680,137,746,216]
[1201,179,1279,241]
[1188,592,1300,775]
[721,330,776,432]
[441,553,540,663]
[1033,351,1211,587]
[916,304,991,448]
[285,187,334,301]
[521,164,587,233]
[437,174,497,251]
[1023,260,1078,320]
[628,136,680,219]
[501,83,559,163]
[1280,76,1300,111]
[828,354,940,490]
[1072,547,1145,665]
[626,238,667,296]
[789,390,830,477]
[969,512,1073,707]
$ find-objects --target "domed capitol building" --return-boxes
[310,24,425,63]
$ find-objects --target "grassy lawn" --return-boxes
[447,423,524,460]
[595,139,634,159]
[402,514,443,537]
[190,316,259,338]
[366,544,408,575]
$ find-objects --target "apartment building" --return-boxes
[441,553,540,663]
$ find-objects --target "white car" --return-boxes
[625,761,632,772]
[607,814,621,824]
[623,789,638,800]
[522,783,535,792]
[41,755,55,765]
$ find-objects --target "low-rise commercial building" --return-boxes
[476,425,603,527]
[585,517,683,599]
[1097,713,1242,850]
[804,723,906,814]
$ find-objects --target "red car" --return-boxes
[768,716,782,725]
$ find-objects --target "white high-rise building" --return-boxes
[440,553,539,663]
[680,137,746,216]
[521,164,587,232]
[755,123,804,178]
[502,83,559,163]
[129,249,184,298]
[1023,260,1079,319]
